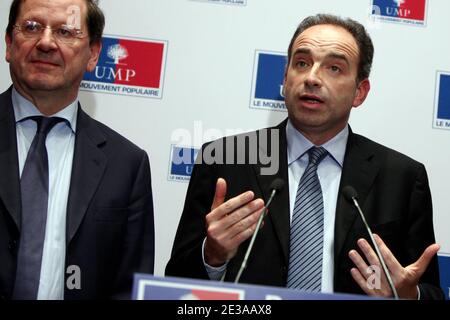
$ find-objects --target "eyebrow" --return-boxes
[292,48,312,56]
[292,48,350,66]
[326,52,350,66]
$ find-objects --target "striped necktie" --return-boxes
[287,146,328,292]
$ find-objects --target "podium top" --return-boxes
[132,274,375,300]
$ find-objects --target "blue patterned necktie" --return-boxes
[13,116,64,299]
[287,146,328,292]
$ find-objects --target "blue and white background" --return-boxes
[0,0,449,298]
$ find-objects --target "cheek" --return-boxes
[283,78,296,96]
[284,72,305,90]
[76,49,97,72]
[331,82,357,101]
[6,50,20,66]
[8,43,32,64]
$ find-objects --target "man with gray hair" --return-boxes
[0,0,154,299]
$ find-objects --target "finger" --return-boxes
[373,234,402,275]
[348,249,371,279]
[221,198,264,230]
[350,268,375,296]
[211,178,227,210]
[411,243,440,277]
[208,190,255,222]
[357,238,382,269]
[227,205,265,240]
[349,249,389,296]
[227,210,265,249]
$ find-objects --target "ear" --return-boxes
[352,78,370,108]
[5,33,12,63]
[86,40,102,72]
[282,65,288,96]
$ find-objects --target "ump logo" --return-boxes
[168,146,199,182]
[250,50,287,111]
[437,253,450,300]
[433,71,450,130]
[138,281,243,300]
[81,36,168,98]
[371,0,427,26]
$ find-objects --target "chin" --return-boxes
[292,114,330,129]
[26,78,65,91]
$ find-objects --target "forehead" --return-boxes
[292,24,360,61]
[18,0,87,23]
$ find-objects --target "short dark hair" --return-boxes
[6,0,105,44]
[287,14,374,83]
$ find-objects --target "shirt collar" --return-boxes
[286,118,348,167]
[12,86,78,132]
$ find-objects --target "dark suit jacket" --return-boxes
[0,88,154,299]
[166,119,443,299]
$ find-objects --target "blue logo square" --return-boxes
[438,254,450,299]
[254,52,286,101]
[437,74,450,120]
[169,146,199,181]
[250,50,287,111]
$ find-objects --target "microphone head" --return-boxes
[269,178,285,193]
[342,186,358,201]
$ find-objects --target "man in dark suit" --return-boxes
[166,14,443,299]
[0,0,154,299]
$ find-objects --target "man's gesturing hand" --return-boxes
[204,178,265,267]
[349,234,440,299]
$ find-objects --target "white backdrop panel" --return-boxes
[0,0,449,279]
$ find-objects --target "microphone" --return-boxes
[233,178,285,283]
[342,186,399,300]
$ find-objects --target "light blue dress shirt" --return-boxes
[203,120,349,291]
[12,87,77,300]
[286,120,348,293]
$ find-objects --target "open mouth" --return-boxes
[300,94,324,104]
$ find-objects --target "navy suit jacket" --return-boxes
[0,88,154,299]
[166,119,443,299]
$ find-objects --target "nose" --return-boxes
[304,64,322,88]
[35,28,58,52]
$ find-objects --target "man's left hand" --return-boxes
[348,234,440,299]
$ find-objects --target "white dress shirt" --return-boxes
[12,87,77,300]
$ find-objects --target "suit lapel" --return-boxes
[66,107,106,243]
[253,119,290,264]
[334,129,381,261]
[0,88,22,231]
